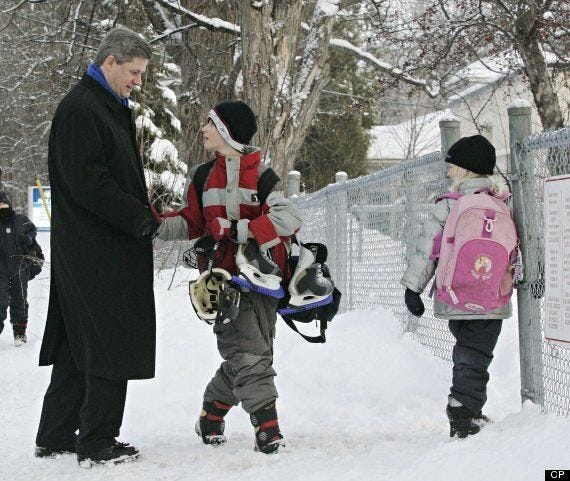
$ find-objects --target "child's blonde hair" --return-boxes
[450,167,506,194]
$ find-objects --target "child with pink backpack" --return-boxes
[401,135,519,439]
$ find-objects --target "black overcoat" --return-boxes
[39,74,156,380]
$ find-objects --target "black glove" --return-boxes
[136,217,161,242]
[405,288,425,317]
[19,234,33,246]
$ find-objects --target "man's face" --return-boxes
[0,202,9,209]
[101,56,148,99]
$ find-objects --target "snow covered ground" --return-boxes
[0,232,568,481]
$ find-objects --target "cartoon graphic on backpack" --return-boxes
[430,188,520,312]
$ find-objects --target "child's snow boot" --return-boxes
[13,323,27,347]
[195,400,232,446]
[446,397,480,438]
[473,411,491,428]
[250,401,284,454]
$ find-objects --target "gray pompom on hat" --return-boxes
[445,134,496,175]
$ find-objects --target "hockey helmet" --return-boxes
[189,268,232,323]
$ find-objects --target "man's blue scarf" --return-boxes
[86,63,129,107]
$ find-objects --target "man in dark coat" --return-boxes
[0,191,38,346]
[35,27,161,467]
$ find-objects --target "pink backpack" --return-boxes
[430,188,518,312]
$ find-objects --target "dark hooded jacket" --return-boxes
[39,74,157,380]
[0,196,37,305]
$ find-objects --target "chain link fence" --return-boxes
[510,125,570,416]
[291,122,570,417]
[290,152,455,361]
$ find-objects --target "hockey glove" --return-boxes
[404,288,425,318]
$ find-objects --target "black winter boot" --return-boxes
[13,323,27,347]
[77,441,138,468]
[35,445,76,458]
[473,411,491,428]
[446,403,481,438]
[195,401,232,446]
[250,401,284,454]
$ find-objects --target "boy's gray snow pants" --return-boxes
[203,290,279,414]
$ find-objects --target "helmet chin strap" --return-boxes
[207,241,220,273]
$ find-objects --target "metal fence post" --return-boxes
[508,100,544,406]
[335,171,348,183]
[402,164,417,332]
[439,113,461,157]
[287,170,301,197]
[334,171,349,310]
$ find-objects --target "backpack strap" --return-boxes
[281,317,327,343]
[473,187,512,203]
[193,159,216,210]
[435,192,462,203]
[474,187,493,195]
[429,230,444,262]
[494,191,512,202]
[431,192,461,261]
[257,167,280,205]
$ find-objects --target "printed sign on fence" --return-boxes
[544,175,570,345]
[27,185,51,232]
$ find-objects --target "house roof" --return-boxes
[367,53,531,162]
[368,111,442,160]
[445,56,512,104]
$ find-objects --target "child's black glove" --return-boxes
[19,234,33,246]
[404,288,425,317]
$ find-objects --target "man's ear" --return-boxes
[101,55,116,69]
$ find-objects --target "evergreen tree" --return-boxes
[297,17,376,192]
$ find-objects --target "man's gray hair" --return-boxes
[94,26,152,65]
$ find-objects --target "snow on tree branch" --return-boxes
[318,0,340,17]
[329,38,440,98]
[290,0,339,122]
[155,0,240,35]
[152,1,439,97]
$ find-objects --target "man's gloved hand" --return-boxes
[136,217,161,242]
[210,218,238,242]
[404,288,425,317]
[149,204,163,226]
[19,234,33,247]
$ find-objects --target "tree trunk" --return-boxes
[515,7,564,130]
[269,2,337,181]
[144,1,339,184]
[143,0,236,168]
[238,1,337,183]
